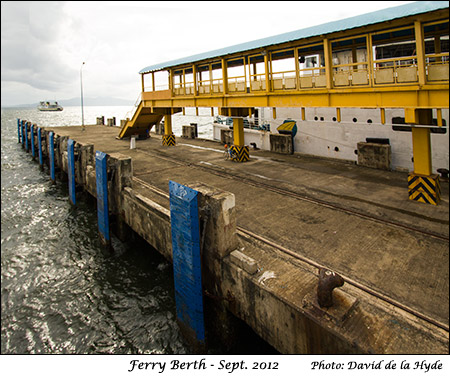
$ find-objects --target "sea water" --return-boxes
[1,106,198,354]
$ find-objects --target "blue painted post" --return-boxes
[25,122,28,151]
[169,180,205,347]
[17,119,21,143]
[68,139,76,205]
[95,151,109,244]
[37,128,43,166]
[31,124,35,157]
[49,131,55,181]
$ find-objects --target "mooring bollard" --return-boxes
[38,128,43,166]
[68,139,76,205]
[31,124,35,157]
[169,180,205,350]
[95,151,110,245]
[49,131,55,182]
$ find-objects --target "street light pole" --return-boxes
[80,62,85,131]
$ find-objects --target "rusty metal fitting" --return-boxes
[317,268,344,308]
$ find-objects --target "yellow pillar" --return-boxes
[141,74,145,92]
[380,108,386,125]
[221,58,228,94]
[406,108,440,205]
[436,109,443,127]
[411,127,432,176]
[231,117,249,162]
[414,21,426,86]
[294,48,300,90]
[264,52,270,93]
[301,107,306,121]
[164,114,172,135]
[193,64,197,96]
[272,107,277,120]
[152,72,155,92]
[408,108,433,176]
[323,38,333,89]
[233,117,244,147]
[336,108,341,123]
[162,113,175,146]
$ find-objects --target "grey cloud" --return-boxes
[1,2,75,91]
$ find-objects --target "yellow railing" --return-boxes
[228,75,247,93]
[332,62,370,87]
[298,66,327,89]
[173,81,195,95]
[198,79,212,95]
[145,50,448,96]
[249,73,266,92]
[372,56,418,85]
[426,53,449,82]
[271,70,297,90]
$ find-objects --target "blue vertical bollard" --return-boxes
[95,151,109,243]
[17,119,21,143]
[25,122,28,151]
[169,180,205,345]
[31,124,35,157]
[49,131,55,181]
[38,128,43,166]
[68,139,76,205]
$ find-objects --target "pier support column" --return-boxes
[169,181,205,352]
[37,128,43,166]
[30,124,35,158]
[162,114,176,146]
[17,119,21,143]
[188,182,240,351]
[49,132,55,182]
[231,117,249,162]
[21,121,25,147]
[96,151,110,245]
[25,122,29,151]
[108,153,133,242]
[405,108,440,205]
[68,139,76,205]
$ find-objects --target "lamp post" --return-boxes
[80,62,85,131]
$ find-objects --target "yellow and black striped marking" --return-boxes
[162,134,176,146]
[230,145,250,162]
[408,173,441,205]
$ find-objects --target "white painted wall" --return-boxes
[213,107,449,173]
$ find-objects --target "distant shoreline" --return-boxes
[2,104,132,109]
[2,97,133,108]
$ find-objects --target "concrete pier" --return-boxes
[20,122,449,354]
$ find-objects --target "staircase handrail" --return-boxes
[124,93,142,124]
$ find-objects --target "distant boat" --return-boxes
[37,101,63,111]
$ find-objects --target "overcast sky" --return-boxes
[1,1,414,107]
